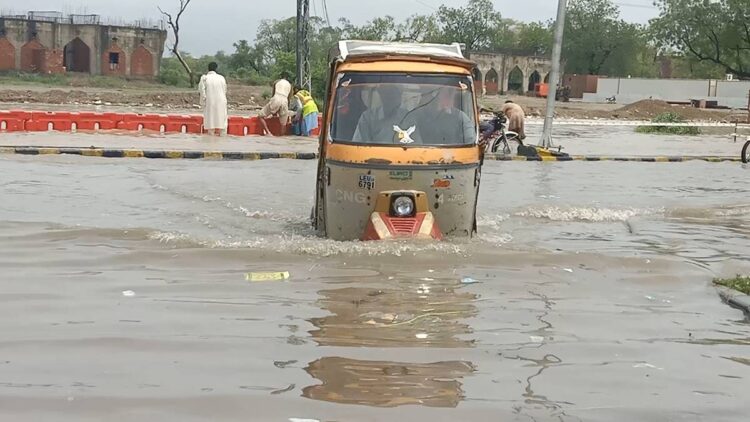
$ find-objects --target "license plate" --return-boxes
[358,175,375,190]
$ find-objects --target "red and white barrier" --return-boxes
[0,109,322,137]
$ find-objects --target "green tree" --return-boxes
[651,0,750,78]
[230,40,264,74]
[434,0,503,50]
[513,21,553,55]
[564,0,645,75]
[395,14,441,43]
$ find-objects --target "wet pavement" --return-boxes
[1,132,749,421]
[0,124,745,157]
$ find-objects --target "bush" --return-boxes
[714,275,750,295]
[635,112,701,135]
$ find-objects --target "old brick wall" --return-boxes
[130,44,154,78]
[101,43,126,76]
[43,49,64,74]
[20,39,45,72]
[0,36,15,70]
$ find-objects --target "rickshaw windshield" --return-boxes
[329,72,477,146]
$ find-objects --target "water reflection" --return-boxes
[303,357,475,407]
[309,282,478,347]
[304,278,478,407]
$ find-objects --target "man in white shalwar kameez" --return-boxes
[199,62,228,135]
[259,78,292,136]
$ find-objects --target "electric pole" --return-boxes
[296,0,311,92]
[539,0,567,149]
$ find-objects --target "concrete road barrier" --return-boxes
[0,146,742,162]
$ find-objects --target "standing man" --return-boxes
[198,62,228,136]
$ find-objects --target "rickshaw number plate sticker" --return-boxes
[389,170,412,181]
[358,174,376,190]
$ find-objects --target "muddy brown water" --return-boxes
[1,140,750,421]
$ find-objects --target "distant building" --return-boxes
[466,50,554,96]
[0,12,167,78]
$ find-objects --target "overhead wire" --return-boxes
[322,0,331,28]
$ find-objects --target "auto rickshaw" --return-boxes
[312,40,483,241]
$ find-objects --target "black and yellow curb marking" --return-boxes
[485,155,742,162]
[0,147,740,163]
[0,147,318,161]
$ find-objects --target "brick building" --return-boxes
[0,12,167,78]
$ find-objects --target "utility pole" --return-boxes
[539,0,567,149]
[296,0,311,92]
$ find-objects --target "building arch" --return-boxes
[472,68,483,97]
[63,37,91,73]
[485,68,499,95]
[0,37,16,70]
[507,66,524,93]
[528,70,541,92]
[131,45,155,78]
[102,40,126,76]
[20,39,46,73]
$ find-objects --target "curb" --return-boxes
[0,147,741,163]
[485,155,741,162]
[715,285,750,317]
[0,147,317,161]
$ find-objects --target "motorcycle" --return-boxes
[742,139,750,163]
[479,109,528,156]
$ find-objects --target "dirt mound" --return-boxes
[616,99,738,122]
[0,84,264,112]
[618,99,673,115]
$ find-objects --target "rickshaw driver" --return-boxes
[417,87,475,145]
[352,85,418,144]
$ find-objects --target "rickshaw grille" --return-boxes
[387,217,421,234]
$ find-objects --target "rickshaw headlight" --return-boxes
[392,196,415,217]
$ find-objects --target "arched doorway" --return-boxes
[485,68,499,95]
[63,37,90,73]
[507,66,523,93]
[528,70,541,92]
[544,73,550,83]
[472,68,483,97]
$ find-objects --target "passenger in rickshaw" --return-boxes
[352,85,418,144]
[415,86,475,145]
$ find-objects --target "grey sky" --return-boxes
[12,0,659,55]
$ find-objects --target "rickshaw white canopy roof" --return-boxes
[337,40,465,60]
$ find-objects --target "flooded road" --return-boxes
[1,152,749,421]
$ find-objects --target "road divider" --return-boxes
[0,110,321,137]
[0,146,741,162]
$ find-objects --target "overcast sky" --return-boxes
[8,0,659,55]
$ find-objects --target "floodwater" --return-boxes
[1,133,750,421]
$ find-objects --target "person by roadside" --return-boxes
[500,100,526,140]
[259,77,293,136]
[198,62,228,136]
[291,86,320,137]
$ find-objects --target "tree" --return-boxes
[434,0,503,50]
[651,0,750,79]
[159,0,195,87]
[230,40,264,74]
[395,14,440,43]
[563,0,644,75]
[514,21,553,56]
